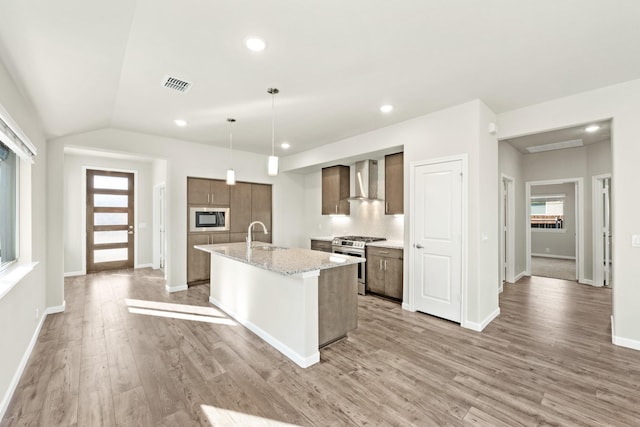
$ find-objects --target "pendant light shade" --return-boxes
[226,118,236,185]
[267,88,279,176]
[268,155,278,176]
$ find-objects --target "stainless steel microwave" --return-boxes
[189,207,230,232]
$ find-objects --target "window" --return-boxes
[0,141,18,271]
[0,105,37,276]
[531,195,564,229]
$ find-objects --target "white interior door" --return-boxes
[412,159,463,323]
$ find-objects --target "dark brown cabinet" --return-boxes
[366,246,403,300]
[311,239,332,252]
[251,183,272,243]
[322,165,350,215]
[230,182,252,233]
[187,177,230,206]
[385,152,404,214]
[187,177,272,284]
[187,233,229,283]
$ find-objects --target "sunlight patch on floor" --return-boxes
[125,298,235,325]
[200,405,301,426]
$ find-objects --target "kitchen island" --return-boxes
[195,242,364,367]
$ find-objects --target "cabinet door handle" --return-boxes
[335,204,338,214]
[386,202,389,213]
[379,259,383,270]
[207,194,210,204]
[378,251,390,254]
[384,260,387,271]
[211,193,214,204]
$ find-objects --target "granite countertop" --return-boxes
[195,242,364,276]
[367,240,404,249]
[309,236,334,242]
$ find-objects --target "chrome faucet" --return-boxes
[247,221,269,248]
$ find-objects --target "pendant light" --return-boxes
[267,87,279,176]
[226,118,236,185]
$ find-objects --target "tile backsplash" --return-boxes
[315,199,404,240]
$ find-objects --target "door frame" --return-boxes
[82,166,138,274]
[500,174,516,289]
[593,173,612,287]
[525,177,584,283]
[408,154,468,327]
[153,182,167,278]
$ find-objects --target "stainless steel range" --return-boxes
[331,236,386,295]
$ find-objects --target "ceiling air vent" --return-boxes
[161,75,192,93]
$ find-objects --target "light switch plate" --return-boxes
[632,234,640,247]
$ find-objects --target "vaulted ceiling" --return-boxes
[1,1,639,156]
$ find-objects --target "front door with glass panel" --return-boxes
[86,170,134,273]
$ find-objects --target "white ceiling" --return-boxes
[1,1,639,156]
[502,120,612,154]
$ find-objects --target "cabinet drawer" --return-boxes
[366,247,403,259]
[311,240,333,252]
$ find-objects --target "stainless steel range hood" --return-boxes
[348,160,382,201]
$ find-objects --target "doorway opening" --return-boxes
[526,179,581,282]
[86,169,135,273]
[500,174,515,290]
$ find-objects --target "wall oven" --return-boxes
[189,207,230,232]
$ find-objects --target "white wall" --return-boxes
[530,183,576,258]
[63,153,155,274]
[498,142,527,277]
[0,60,48,417]
[497,78,640,348]
[48,128,307,296]
[304,155,404,242]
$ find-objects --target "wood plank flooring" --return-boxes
[3,269,639,426]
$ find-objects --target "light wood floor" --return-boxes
[3,270,639,426]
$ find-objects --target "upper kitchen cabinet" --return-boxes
[187,177,230,206]
[230,182,252,233]
[322,165,350,215]
[385,152,404,214]
[251,183,272,243]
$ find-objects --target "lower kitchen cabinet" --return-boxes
[310,239,332,252]
[366,246,403,300]
[187,233,229,284]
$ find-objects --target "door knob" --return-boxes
[415,243,424,249]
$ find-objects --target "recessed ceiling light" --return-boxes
[245,37,266,52]
[174,119,187,127]
[281,142,290,149]
[380,104,393,113]
[585,125,600,133]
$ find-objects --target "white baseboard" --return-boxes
[514,271,526,282]
[580,279,595,286]
[0,307,48,421]
[46,301,66,314]
[63,270,84,278]
[613,334,640,351]
[463,308,501,332]
[531,253,576,260]
[166,284,188,293]
[499,283,504,293]
[209,296,320,368]
[401,302,415,312]
[135,263,154,269]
